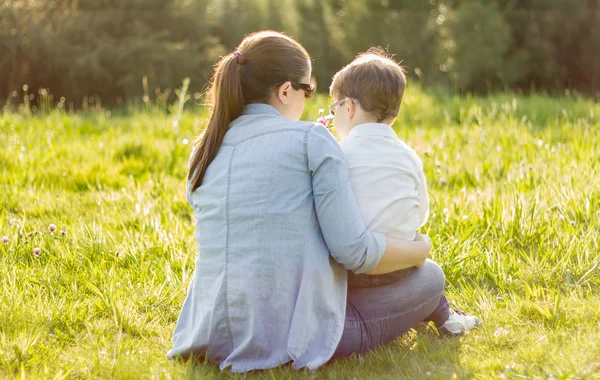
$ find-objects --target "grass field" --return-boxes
[1,86,599,379]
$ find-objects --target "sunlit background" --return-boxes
[2,0,600,108]
[2,1,600,379]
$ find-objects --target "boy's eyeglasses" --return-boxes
[276,81,315,99]
[329,98,358,115]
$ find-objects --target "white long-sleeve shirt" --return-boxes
[339,123,429,240]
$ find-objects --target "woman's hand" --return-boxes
[412,233,431,268]
[414,232,431,244]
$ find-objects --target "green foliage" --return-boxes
[296,0,346,93]
[1,90,600,378]
[0,0,222,106]
[439,3,520,91]
[1,0,600,106]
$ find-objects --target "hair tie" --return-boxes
[234,51,245,64]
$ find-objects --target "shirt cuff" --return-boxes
[352,232,387,274]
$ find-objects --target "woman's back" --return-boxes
[169,104,385,371]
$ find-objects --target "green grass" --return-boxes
[1,86,600,379]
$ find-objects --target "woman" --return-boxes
[168,31,448,372]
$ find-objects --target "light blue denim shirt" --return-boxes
[168,104,386,372]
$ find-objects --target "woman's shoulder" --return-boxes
[225,115,320,143]
[275,117,322,133]
[270,119,341,157]
[304,123,339,146]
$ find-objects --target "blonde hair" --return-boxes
[330,48,406,122]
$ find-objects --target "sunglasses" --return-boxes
[329,98,359,115]
[277,81,315,99]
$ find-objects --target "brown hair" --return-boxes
[188,31,311,191]
[330,48,406,123]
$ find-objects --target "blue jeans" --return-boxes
[333,260,450,357]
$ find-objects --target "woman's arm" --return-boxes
[307,125,430,274]
[366,233,431,274]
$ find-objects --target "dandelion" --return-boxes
[2,236,8,244]
[494,327,509,338]
[48,224,57,233]
[316,108,333,129]
[33,247,41,256]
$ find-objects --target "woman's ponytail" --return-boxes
[189,53,244,191]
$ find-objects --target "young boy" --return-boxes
[329,48,480,335]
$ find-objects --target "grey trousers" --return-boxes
[333,260,450,357]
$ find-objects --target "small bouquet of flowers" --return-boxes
[316,109,334,130]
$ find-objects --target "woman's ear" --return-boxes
[276,81,292,105]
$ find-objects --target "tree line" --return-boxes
[1,0,599,107]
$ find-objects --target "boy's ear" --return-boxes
[347,97,357,120]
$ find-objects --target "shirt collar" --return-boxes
[241,103,282,117]
[347,123,397,139]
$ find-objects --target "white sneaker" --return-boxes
[439,309,481,336]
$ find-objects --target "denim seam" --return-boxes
[304,125,317,168]
[221,128,307,147]
[224,146,236,351]
[347,298,365,352]
[348,290,445,324]
[313,180,352,197]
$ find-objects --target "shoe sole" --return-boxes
[439,319,481,336]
